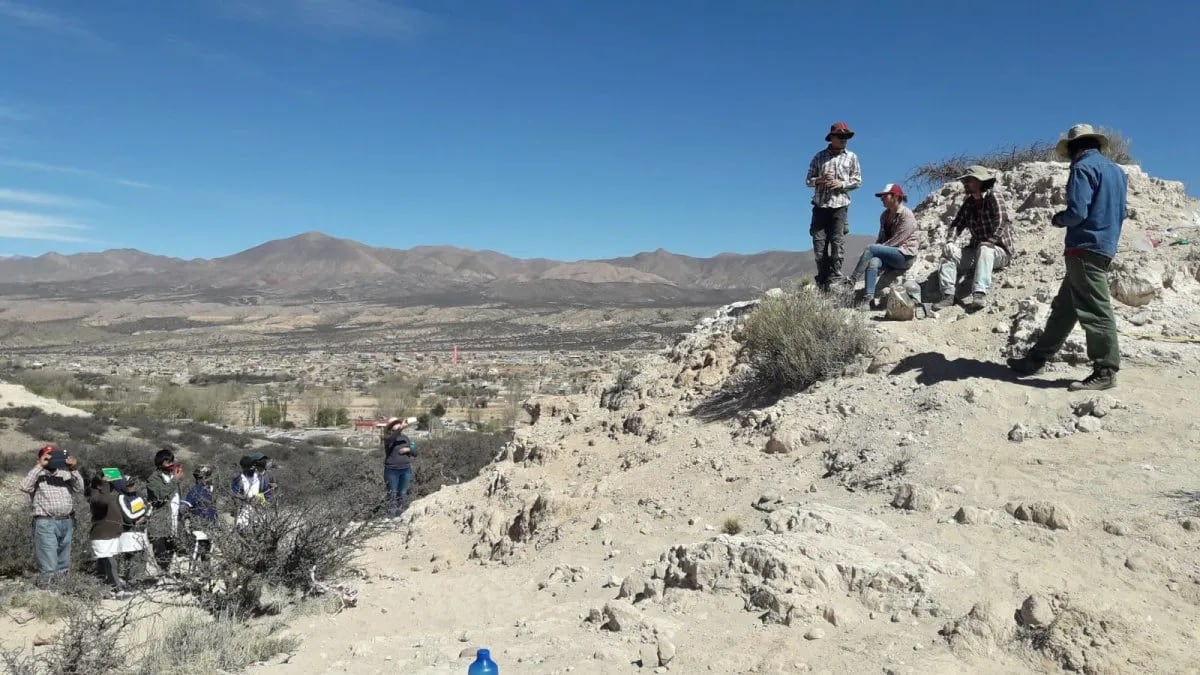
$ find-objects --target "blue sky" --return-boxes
[1,1,1197,261]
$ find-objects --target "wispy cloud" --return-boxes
[0,158,154,189]
[223,0,430,39]
[0,209,89,242]
[0,0,109,48]
[0,188,94,208]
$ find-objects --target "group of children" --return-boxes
[84,447,276,596]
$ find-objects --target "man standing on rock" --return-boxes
[805,121,862,290]
[1008,124,1127,391]
[936,165,1015,311]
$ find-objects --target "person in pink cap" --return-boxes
[848,183,920,309]
[804,121,862,290]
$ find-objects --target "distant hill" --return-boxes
[0,231,873,306]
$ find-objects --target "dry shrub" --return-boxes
[174,487,388,618]
[721,517,743,535]
[907,130,1137,191]
[1,601,139,675]
[738,289,875,395]
[0,503,37,577]
[906,141,1056,190]
[137,612,297,674]
[18,413,108,444]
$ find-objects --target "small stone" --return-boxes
[1102,521,1129,536]
[459,647,477,658]
[1181,518,1199,532]
[604,575,622,588]
[1075,416,1103,433]
[892,484,940,512]
[656,636,676,666]
[953,506,994,525]
[1016,594,1055,628]
[592,513,614,530]
[639,643,659,668]
[803,627,825,640]
[33,633,55,646]
[1008,424,1027,442]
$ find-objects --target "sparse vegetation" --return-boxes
[907,129,1137,190]
[18,413,109,444]
[5,589,74,623]
[738,289,874,395]
[1,598,136,675]
[137,613,298,674]
[907,141,1056,190]
[721,517,742,535]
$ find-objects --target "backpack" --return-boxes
[118,493,148,526]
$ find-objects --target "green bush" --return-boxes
[312,406,350,427]
[738,289,874,395]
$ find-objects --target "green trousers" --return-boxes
[1030,251,1120,370]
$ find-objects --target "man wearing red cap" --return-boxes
[805,121,862,290]
[20,445,84,580]
[848,183,920,308]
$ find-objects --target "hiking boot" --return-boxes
[932,297,955,310]
[1068,368,1117,392]
[1006,355,1045,376]
[968,291,987,309]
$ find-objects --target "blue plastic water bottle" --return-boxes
[468,648,498,674]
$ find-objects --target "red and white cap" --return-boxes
[874,183,906,198]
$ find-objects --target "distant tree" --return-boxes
[417,413,431,431]
[431,402,447,418]
[335,407,350,426]
[259,405,282,427]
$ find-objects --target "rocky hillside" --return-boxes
[242,161,1200,674]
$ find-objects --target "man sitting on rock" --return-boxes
[935,165,1015,311]
[849,183,920,309]
[1007,124,1127,391]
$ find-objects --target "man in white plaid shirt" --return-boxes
[805,121,862,289]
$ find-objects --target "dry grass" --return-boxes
[5,589,73,623]
[721,517,743,535]
[136,613,298,674]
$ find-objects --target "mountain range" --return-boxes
[0,231,871,306]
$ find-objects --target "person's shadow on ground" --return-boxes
[889,352,1069,389]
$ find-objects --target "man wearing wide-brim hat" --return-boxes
[935,165,1016,311]
[1008,124,1128,391]
[804,121,863,290]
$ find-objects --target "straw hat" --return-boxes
[1055,123,1110,160]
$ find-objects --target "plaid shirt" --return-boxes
[948,188,1015,256]
[20,466,83,517]
[877,206,920,256]
[805,147,862,208]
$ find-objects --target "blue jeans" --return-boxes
[852,245,914,297]
[939,243,1010,296]
[384,468,413,517]
[33,517,74,576]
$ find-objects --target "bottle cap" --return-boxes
[477,648,490,659]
